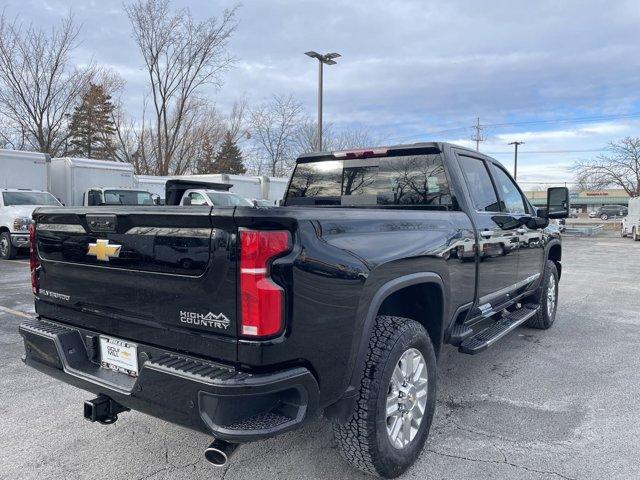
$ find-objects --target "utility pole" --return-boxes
[508,141,524,180]
[472,117,485,152]
[304,51,341,151]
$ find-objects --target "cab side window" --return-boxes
[458,156,500,212]
[490,165,527,214]
[187,192,207,206]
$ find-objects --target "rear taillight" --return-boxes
[239,229,291,337]
[29,222,39,294]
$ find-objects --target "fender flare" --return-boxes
[325,272,445,422]
[544,238,562,278]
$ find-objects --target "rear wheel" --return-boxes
[333,316,437,478]
[0,232,16,260]
[600,213,608,220]
[524,260,558,329]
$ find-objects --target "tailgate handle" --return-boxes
[86,215,117,233]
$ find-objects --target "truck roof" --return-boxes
[296,141,504,166]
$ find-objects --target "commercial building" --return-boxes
[525,189,629,214]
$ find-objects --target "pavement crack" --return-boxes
[425,448,577,480]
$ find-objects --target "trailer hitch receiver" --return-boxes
[84,395,129,425]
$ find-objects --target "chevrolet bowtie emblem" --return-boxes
[87,239,122,262]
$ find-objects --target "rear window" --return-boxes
[285,153,453,208]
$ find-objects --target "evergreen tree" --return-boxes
[194,134,218,174]
[68,84,116,159]
[210,132,246,174]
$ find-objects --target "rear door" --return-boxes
[34,206,239,362]
[456,154,520,310]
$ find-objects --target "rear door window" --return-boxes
[457,156,500,212]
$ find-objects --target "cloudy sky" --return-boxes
[4,0,640,185]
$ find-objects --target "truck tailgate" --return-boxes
[32,206,238,362]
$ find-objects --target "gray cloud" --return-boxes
[3,0,640,182]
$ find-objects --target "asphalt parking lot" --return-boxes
[1,234,639,480]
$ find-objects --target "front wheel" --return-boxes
[600,213,609,220]
[524,260,559,329]
[333,316,437,478]
[0,232,17,260]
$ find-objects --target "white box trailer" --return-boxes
[0,149,51,191]
[135,175,170,200]
[50,157,136,206]
[172,174,288,205]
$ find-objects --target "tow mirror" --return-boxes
[544,187,569,219]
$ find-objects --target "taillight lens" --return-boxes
[239,229,291,337]
[29,222,39,294]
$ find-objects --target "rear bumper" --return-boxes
[10,233,29,248]
[19,318,319,443]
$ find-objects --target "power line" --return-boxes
[485,148,605,155]
[386,111,640,144]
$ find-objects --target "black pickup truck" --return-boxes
[20,142,569,478]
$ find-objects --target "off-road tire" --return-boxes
[0,231,16,260]
[524,260,558,329]
[333,316,437,478]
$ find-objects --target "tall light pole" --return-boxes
[304,51,341,151]
[508,141,524,180]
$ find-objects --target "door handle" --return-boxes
[480,230,493,238]
[517,228,527,234]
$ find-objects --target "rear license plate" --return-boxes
[99,336,139,377]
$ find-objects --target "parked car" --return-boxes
[0,189,61,259]
[588,205,627,220]
[20,142,568,477]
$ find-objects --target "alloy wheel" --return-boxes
[386,348,428,449]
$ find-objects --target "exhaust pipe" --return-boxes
[204,439,238,467]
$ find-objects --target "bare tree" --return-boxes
[573,137,640,197]
[293,121,382,158]
[124,0,238,175]
[249,94,304,176]
[0,13,93,156]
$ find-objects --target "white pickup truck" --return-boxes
[0,189,62,259]
[180,189,254,207]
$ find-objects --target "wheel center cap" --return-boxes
[400,385,417,409]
